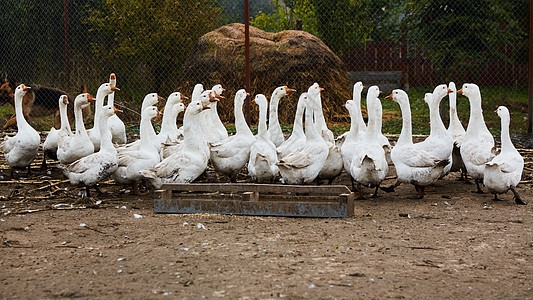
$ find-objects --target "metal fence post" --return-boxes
[63,0,70,91]
[244,0,251,125]
[529,0,532,134]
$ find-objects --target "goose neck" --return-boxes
[397,100,413,145]
[59,102,71,133]
[292,101,305,137]
[98,114,114,152]
[305,104,321,141]
[354,92,367,132]
[74,103,88,136]
[466,94,486,134]
[235,98,253,136]
[500,116,514,153]
[15,93,31,129]
[269,93,281,127]
[429,98,446,135]
[257,102,268,138]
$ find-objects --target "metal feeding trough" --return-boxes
[154,183,355,218]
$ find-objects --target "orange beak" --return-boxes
[183,105,187,110]
[110,73,116,81]
[385,94,393,100]
[22,84,31,92]
[180,94,189,100]
[62,96,69,105]
[285,87,296,95]
[202,104,211,110]
[319,87,325,92]
[457,88,463,94]
[157,95,165,102]
[110,84,120,92]
[87,94,96,103]
[246,92,250,97]
[379,90,383,95]
[113,106,122,113]
[362,85,366,89]
[157,110,163,117]
[221,87,226,93]
[214,92,225,100]
[447,88,453,94]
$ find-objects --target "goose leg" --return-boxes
[355,183,366,200]
[510,187,527,205]
[491,193,505,201]
[381,180,400,193]
[84,186,91,198]
[371,185,380,198]
[350,177,356,192]
[407,185,424,199]
[328,178,334,185]
[472,179,484,194]
[40,154,48,172]
[27,165,32,177]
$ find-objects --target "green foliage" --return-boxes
[86,0,221,93]
[250,0,373,54]
[401,0,525,82]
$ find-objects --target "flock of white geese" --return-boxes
[0,74,526,204]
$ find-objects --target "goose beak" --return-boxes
[285,87,296,95]
[447,88,453,94]
[208,94,217,102]
[62,97,69,105]
[221,87,226,93]
[202,104,211,110]
[22,84,31,92]
[183,105,187,110]
[379,90,383,95]
[157,110,163,117]
[87,94,96,103]
[214,93,225,100]
[457,88,463,94]
[362,85,366,89]
[180,94,189,100]
[157,95,165,103]
[110,84,120,92]
[246,92,250,97]
[113,106,123,114]
[110,73,116,81]
[385,94,393,100]
[319,87,325,92]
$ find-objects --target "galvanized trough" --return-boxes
[154,183,355,218]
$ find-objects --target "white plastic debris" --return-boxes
[179,248,190,251]
[117,269,123,274]
[182,222,189,226]
[197,223,206,230]
[61,241,67,245]
[133,214,143,219]
[308,284,316,289]
[80,223,87,227]
[121,206,127,210]
[117,258,125,261]
[95,200,102,205]
[24,226,29,230]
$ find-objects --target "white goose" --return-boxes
[210,89,255,182]
[483,106,526,205]
[336,82,366,148]
[157,92,186,145]
[113,106,161,194]
[268,86,296,147]
[1,84,40,176]
[341,82,370,190]
[210,84,228,141]
[277,88,328,185]
[308,83,343,184]
[248,94,279,183]
[350,86,388,198]
[277,92,307,159]
[418,84,454,178]
[117,93,162,153]
[385,89,449,198]
[42,95,72,168]
[140,100,211,188]
[447,82,467,180]
[62,105,120,196]
[87,82,119,151]
[107,73,127,144]
[57,93,96,165]
[458,83,495,193]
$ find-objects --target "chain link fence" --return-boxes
[0,0,528,133]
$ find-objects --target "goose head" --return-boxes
[386,89,409,106]
[366,86,381,101]
[353,81,364,95]
[101,104,121,118]
[199,90,216,105]
[495,106,510,120]
[142,92,162,109]
[457,83,480,99]
[74,93,94,109]
[188,100,210,116]
[167,92,187,106]
[191,84,204,102]
[143,105,159,120]
[422,92,433,104]
[109,73,116,84]
[97,82,119,97]
[307,83,323,104]
[234,89,248,105]
[273,86,296,98]
[14,84,31,99]
[253,94,268,110]
[174,102,186,115]
[59,95,69,107]
[431,84,449,102]
[448,82,456,93]
[345,99,356,112]
[211,84,225,99]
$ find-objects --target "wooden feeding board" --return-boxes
[154,183,355,218]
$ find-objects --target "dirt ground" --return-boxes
[1,134,533,299]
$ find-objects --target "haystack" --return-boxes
[178,23,360,125]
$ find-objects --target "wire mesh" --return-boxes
[0,0,528,132]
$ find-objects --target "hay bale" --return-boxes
[177,23,360,126]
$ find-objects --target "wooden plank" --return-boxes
[160,183,351,195]
[154,198,353,218]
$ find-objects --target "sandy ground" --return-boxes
[0,134,533,299]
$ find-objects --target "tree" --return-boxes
[250,0,373,55]
[401,0,525,82]
[86,0,221,93]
